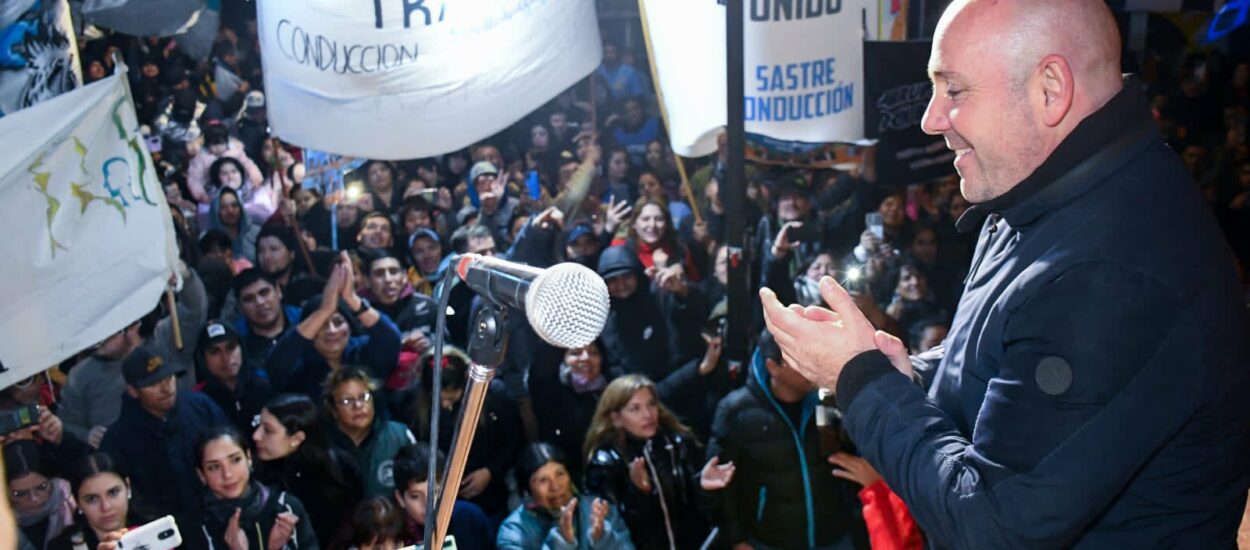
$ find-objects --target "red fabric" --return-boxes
[614,239,702,282]
[858,481,924,550]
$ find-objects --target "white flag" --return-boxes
[643,0,872,157]
[258,0,603,160]
[0,71,177,377]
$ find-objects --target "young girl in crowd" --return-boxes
[389,444,491,550]
[182,425,319,550]
[582,376,707,550]
[48,453,139,550]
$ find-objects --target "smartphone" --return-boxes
[117,516,182,550]
[0,404,40,436]
[787,221,823,244]
[865,212,884,239]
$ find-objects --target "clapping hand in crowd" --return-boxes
[700,456,735,491]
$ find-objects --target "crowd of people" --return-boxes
[4,3,1250,550]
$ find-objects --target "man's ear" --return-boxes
[125,386,139,399]
[1038,54,1075,127]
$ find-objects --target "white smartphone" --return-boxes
[117,515,182,550]
[865,212,885,239]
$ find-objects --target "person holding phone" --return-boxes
[48,453,143,550]
[181,425,318,550]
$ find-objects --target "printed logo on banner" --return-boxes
[864,40,954,187]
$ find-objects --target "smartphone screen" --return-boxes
[0,404,39,435]
[865,212,884,239]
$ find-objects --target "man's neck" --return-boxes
[140,404,170,420]
[219,375,238,392]
[770,380,808,404]
[252,316,285,339]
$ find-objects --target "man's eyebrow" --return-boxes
[928,68,965,82]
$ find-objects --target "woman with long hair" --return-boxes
[582,375,707,550]
[4,441,74,550]
[48,453,141,550]
[182,425,319,550]
[253,393,362,545]
[615,197,700,283]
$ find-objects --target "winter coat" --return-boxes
[99,392,230,518]
[597,246,707,384]
[186,138,264,204]
[255,449,363,546]
[326,419,416,498]
[180,481,319,550]
[835,77,1250,547]
[584,430,707,550]
[60,271,207,442]
[263,315,402,401]
[497,497,634,550]
[704,350,865,549]
[194,366,273,436]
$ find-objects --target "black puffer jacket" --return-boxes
[584,429,707,550]
[704,350,866,549]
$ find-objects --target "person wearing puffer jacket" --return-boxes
[187,120,263,204]
[498,443,634,550]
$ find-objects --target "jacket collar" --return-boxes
[956,75,1159,232]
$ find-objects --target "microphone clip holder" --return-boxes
[428,303,511,549]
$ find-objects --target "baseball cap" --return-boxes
[122,347,181,388]
[565,223,595,246]
[197,322,239,354]
[468,161,498,183]
[244,91,265,110]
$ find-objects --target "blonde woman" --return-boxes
[582,375,707,550]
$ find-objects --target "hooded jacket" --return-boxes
[206,191,262,263]
[597,246,707,383]
[703,349,864,549]
[327,419,416,498]
[186,137,264,203]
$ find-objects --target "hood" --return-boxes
[596,245,644,280]
[207,189,255,235]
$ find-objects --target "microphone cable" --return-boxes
[423,259,458,550]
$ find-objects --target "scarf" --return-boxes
[559,363,607,394]
[16,479,74,548]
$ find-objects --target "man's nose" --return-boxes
[921,93,950,136]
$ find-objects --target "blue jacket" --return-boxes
[100,391,229,518]
[263,313,402,401]
[496,497,635,550]
[835,79,1250,547]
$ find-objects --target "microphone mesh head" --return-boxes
[525,262,610,348]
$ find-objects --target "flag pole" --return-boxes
[636,0,703,225]
[166,287,182,350]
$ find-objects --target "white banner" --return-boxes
[643,0,871,157]
[0,71,177,376]
[258,0,603,160]
[0,0,81,118]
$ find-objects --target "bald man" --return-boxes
[760,0,1250,547]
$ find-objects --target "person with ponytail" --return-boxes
[252,394,362,544]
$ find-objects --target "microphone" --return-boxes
[454,254,609,348]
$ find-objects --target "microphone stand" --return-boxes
[426,303,510,550]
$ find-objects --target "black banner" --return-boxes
[864,40,955,186]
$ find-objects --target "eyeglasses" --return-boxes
[11,481,50,501]
[335,392,373,409]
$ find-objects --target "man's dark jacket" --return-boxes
[836,78,1250,547]
[100,391,230,519]
[705,349,864,549]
